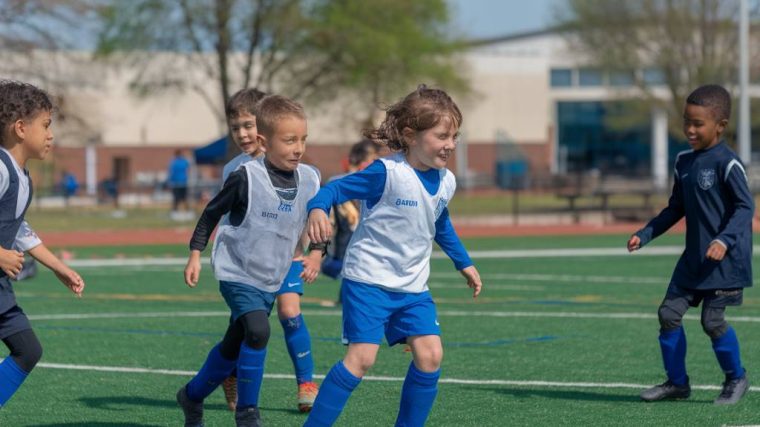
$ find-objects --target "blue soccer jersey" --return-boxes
[636,142,754,290]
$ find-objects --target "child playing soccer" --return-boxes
[0,80,85,408]
[628,84,752,405]
[178,94,322,426]
[303,85,483,426]
[218,88,322,413]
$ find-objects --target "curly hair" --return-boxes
[686,84,731,122]
[363,84,462,153]
[0,80,53,144]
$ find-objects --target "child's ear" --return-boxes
[717,118,728,134]
[256,133,267,148]
[402,127,416,145]
[12,119,25,140]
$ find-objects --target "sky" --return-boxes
[448,0,561,40]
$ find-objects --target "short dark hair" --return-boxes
[348,139,377,167]
[686,84,731,121]
[0,80,53,144]
[225,88,267,119]
[254,95,306,138]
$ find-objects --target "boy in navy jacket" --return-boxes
[628,85,752,405]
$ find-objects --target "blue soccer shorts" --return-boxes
[275,261,304,296]
[340,278,440,346]
[219,281,276,321]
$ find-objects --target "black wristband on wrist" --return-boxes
[308,241,329,257]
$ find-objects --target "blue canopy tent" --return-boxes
[194,136,228,165]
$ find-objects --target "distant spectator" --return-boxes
[167,149,191,212]
[101,176,120,209]
[60,171,78,206]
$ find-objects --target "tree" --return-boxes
[0,0,103,140]
[95,0,467,159]
[554,0,755,136]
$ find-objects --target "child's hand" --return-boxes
[0,248,24,279]
[460,266,482,298]
[184,251,202,288]
[706,241,727,261]
[627,235,641,252]
[300,252,322,284]
[55,267,84,297]
[307,209,332,244]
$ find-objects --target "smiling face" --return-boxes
[228,111,261,156]
[405,116,459,171]
[260,114,307,171]
[683,103,726,151]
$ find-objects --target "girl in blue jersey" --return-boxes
[304,85,483,427]
[629,85,752,405]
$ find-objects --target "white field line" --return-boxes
[26,309,760,323]
[62,246,696,269]
[29,362,760,392]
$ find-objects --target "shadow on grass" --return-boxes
[26,423,164,427]
[77,395,227,412]
[75,395,302,418]
[471,386,711,404]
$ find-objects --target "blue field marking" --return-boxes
[34,324,560,348]
[446,335,560,348]
[35,325,220,338]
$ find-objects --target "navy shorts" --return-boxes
[664,283,743,308]
[340,278,440,346]
[0,277,31,339]
[219,281,276,321]
[275,261,304,296]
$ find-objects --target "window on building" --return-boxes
[550,68,573,87]
[578,68,603,86]
[642,68,666,85]
[609,70,634,87]
[556,101,688,176]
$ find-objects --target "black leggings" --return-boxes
[218,310,270,360]
[3,329,42,373]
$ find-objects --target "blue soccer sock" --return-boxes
[237,343,267,409]
[0,357,29,407]
[304,361,361,427]
[280,314,314,384]
[395,362,440,427]
[659,326,688,385]
[712,326,745,380]
[186,343,237,402]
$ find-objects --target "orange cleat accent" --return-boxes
[222,376,237,412]
[297,381,319,413]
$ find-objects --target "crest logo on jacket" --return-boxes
[698,169,716,190]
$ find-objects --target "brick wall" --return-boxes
[51,141,554,190]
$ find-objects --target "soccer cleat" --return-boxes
[176,385,204,427]
[235,405,263,427]
[714,374,749,405]
[640,380,691,402]
[297,381,319,413]
[222,375,238,411]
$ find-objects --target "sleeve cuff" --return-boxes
[711,239,728,249]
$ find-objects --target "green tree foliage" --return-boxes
[95,0,467,147]
[555,0,754,135]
